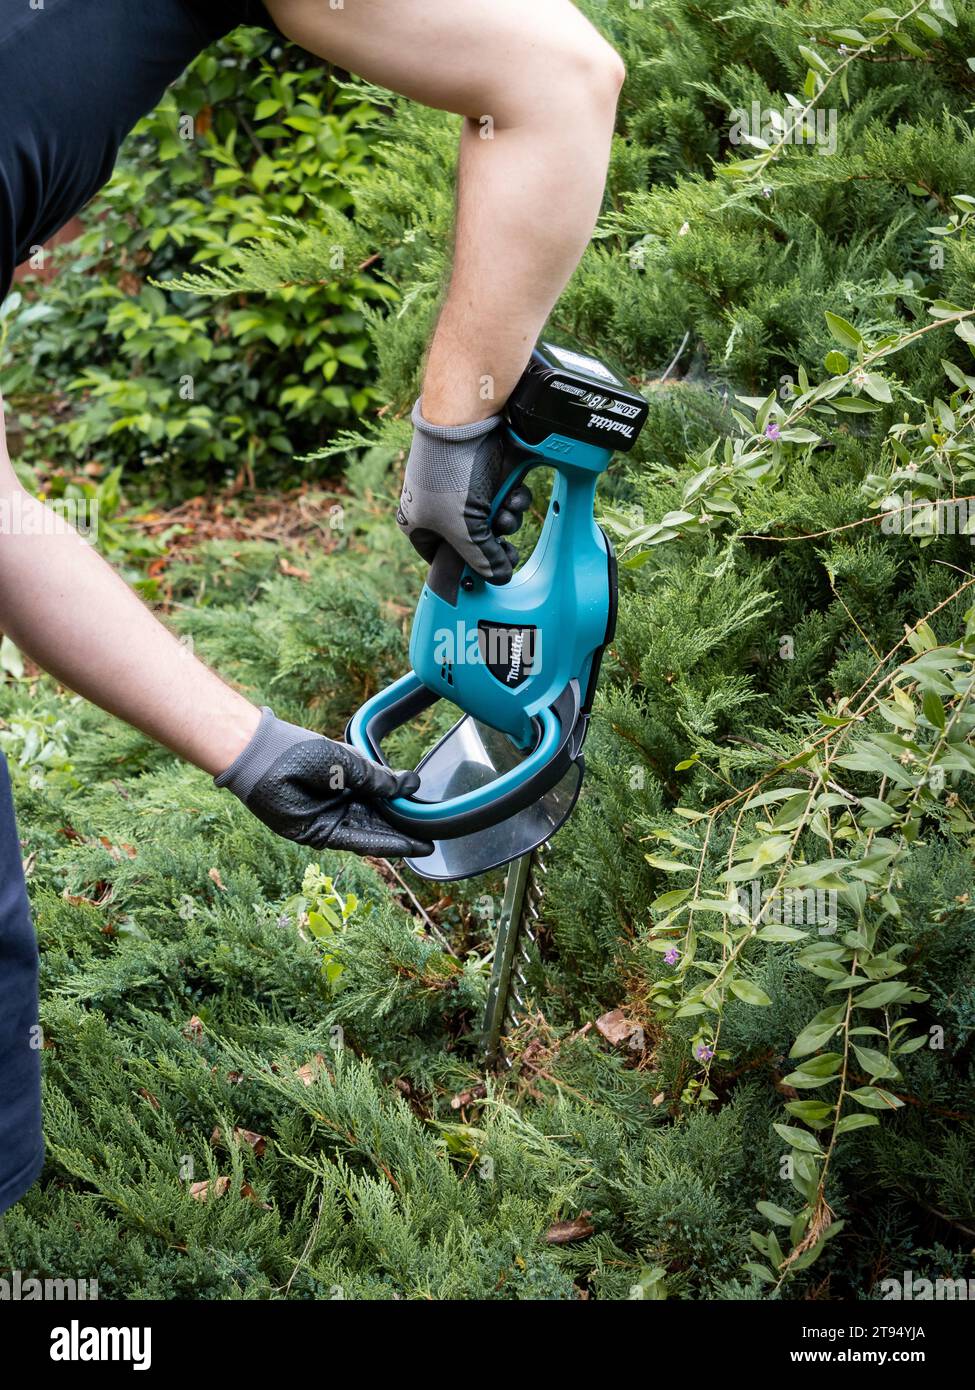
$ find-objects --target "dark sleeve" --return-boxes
[182,0,283,43]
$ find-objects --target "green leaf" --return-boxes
[824,311,863,349]
[785,1100,834,1123]
[790,1007,845,1057]
[834,1112,880,1135]
[645,855,695,873]
[783,1068,841,1090]
[798,44,831,74]
[862,373,892,403]
[756,1201,795,1227]
[913,12,943,39]
[756,925,808,943]
[849,1086,904,1110]
[773,1123,824,1154]
[651,889,692,912]
[0,636,25,680]
[792,1051,844,1077]
[730,979,773,1006]
[743,787,808,809]
[941,358,972,389]
[830,396,883,413]
[923,690,946,728]
[854,981,914,1008]
[891,28,928,55]
[932,0,957,24]
[852,1045,900,1079]
[251,155,276,192]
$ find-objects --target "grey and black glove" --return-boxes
[215,707,433,859]
[396,400,532,584]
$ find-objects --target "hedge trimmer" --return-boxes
[347,342,647,1059]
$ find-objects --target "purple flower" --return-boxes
[695,1043,715,1061]
[664,947,681,966]
[765,421,781,440]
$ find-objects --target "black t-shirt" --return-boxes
[0,0,278,299]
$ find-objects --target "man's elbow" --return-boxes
[563,36,626,115]
[603,45,627,99]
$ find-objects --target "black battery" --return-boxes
[505,341,649,453]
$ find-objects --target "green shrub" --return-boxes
[1,27,388,495]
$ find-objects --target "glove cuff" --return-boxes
[411,398,503,443]
[408,400,505,493]
[215,706,314,802]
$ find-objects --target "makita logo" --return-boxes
[506,630,525,684]
[588,413,635,439]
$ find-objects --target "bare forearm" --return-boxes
[0,487,259,774]
[423,104,619,423]
[264,0,624,424]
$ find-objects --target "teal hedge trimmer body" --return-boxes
[347,342,647,880]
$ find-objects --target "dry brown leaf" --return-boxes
[544,1212,595,1246]
[235,1128,267,1157]
[138,1089,161,1111]
[98,835,137,861]
[279,557,311,582]
[595,1009,641,1047]
[62,888,112,909]
[190,1176,230,1202]
[295,1053,327,1086]
[240,1184,272,1210]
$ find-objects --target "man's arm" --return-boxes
[265,0,624,424]
[265,0,623,579]
[0,441,259,774]
[0,430,431,857]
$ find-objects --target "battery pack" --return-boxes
[505,340,648,452]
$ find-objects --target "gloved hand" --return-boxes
[396,400,533,584]
[215,707,433,859]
